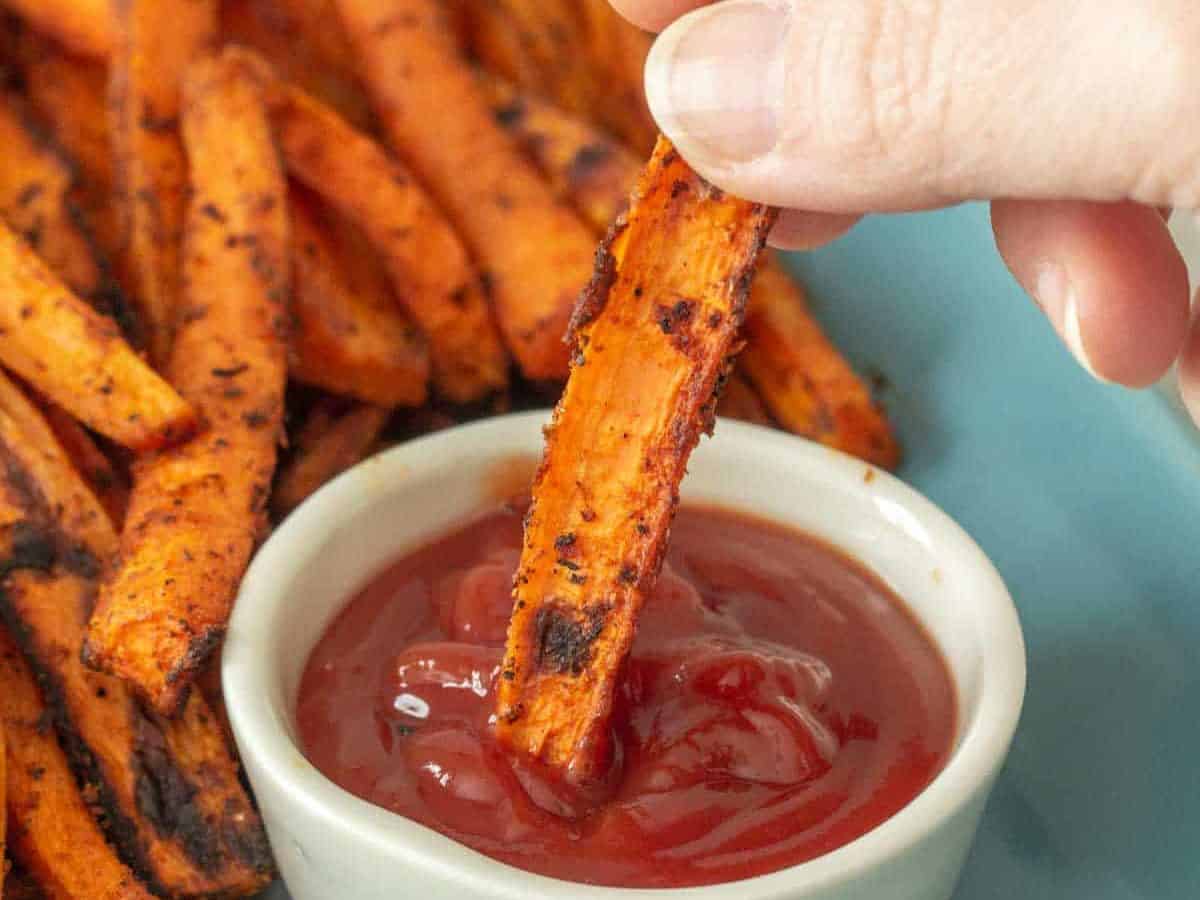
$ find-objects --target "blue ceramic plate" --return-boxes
[264,204,1200,899]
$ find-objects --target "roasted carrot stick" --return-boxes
[741,261,901,469]
[38,398,131,527]
[288,186,429,407]
[335,0,597,380]
[272,402,391,517]
[0,0,114,59]
[0,372,272,897]
[247,63,507,402]
[0,220,195,451]
[109,0,216,365]
[717,372,773,425]
[0,625,155,900]
[86,51,289,714]
[494,139,775,787]
[486,86,900,466]
[0,90,135,336]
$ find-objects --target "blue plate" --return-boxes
[267,204,1200,899]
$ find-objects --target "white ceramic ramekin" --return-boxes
[224,411,1025,900]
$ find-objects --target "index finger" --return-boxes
[609,0,711,32]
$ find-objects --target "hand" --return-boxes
[611,0,1200,423]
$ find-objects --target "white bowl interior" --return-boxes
[225,412,1024,900]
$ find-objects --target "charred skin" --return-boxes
[493,139,775,788]
[87,50,289,716]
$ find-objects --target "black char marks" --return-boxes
[533,602,609,676]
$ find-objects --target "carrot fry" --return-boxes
[288,186,429,407]
[446,0,541,87]
[16,34,124,270]
[0,861,46,900]
[248,66,506,402]
[0,0,114,59]
[109,0,216,365]
[494,139,775,787]
[741,260,902,468]
[39,399,130,527]
[0,625,155,900]
[335,0,597,380]
[716,372,773,425]
[220,0,372,129]
[0,91,136,337]
[484,76,638,234]
[572,0,657,154]
[0,372,273,897]
[273,402,391,518]
[0,220,195,451]
[86,50,290,715]
[484,86,899,465]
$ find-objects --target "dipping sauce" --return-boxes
[298,503,956,888]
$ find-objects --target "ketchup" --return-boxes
[298,503,956,888]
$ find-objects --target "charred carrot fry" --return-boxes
[247,64,506,402]
[109,0,216,365]
[0,91,135,336]
[86,51,289,715]
[0,0,114,59]
[716,372,773,425]
[273,402,391,517]
[335,0,597,380]
[16,33,124,271]
[741,261,901,468]
[494,139,775,786]
[0,221,195,451]
[484,77,638,233]
[0,372,273,897]
[288,187,429,407]
[0,861,46,900]
[220,0,372,129]
[0,625,155,900]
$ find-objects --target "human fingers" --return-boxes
[607,0,711,32]
[992,199,1191,387]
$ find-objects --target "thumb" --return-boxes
[645,0,1200,212]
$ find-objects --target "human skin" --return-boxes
[610,0,1200,423]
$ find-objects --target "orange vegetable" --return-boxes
[495,138,775,787]
[0,0,114,59]
[335,0,597,380]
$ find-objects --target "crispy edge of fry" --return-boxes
[242,57,508,403]
[741,257,902,469]
[494,139,775,786]
[0,88,139,344]
[0,220,196,451]
[272,402,391,518]
[288,187,430,407]
[86,49,289,714]
[335,0,597,381]
[108,0,217,366]
[0,372,273,896]
[484,76,640,234]
[0,0,114,59]
[0,625,155,900]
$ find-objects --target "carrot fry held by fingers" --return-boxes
[288,187,430,407]
[86,51,289,715]
[0,91,136,337]
[0,221,195,451]
[246,62,507,402]
[0,0,114,59]
[0,371,273,897]
[0,626,155,900]
[741,261,901,469]
[494,139,775,788]
[109,0,216,365]
[335,0,597,381]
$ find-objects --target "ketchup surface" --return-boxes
[298,503,956,888]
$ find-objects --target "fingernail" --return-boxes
[645,0,789,166]
[1034,262,1110,383]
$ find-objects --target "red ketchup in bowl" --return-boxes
[297,502,956,888]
